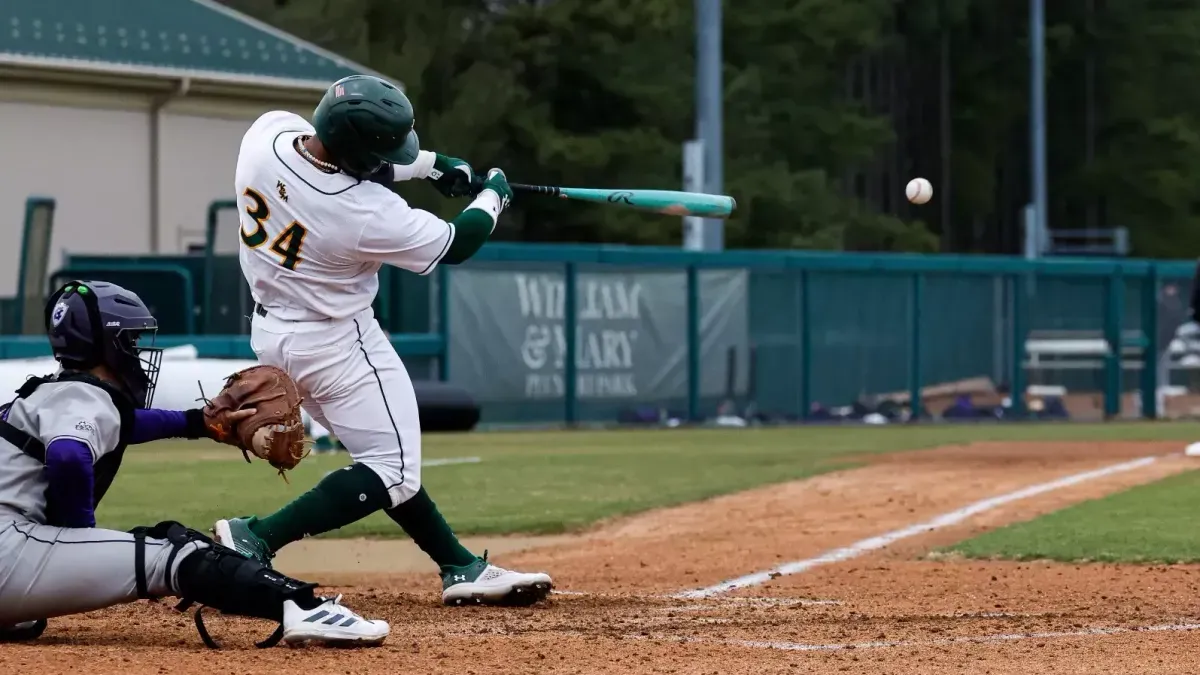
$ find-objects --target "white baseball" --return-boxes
[905,178,933,205]
[251,424,286,456]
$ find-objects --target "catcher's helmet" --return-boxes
[45,281,163,408]
[312,74,420,178]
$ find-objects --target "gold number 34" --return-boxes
[240,187,307,271]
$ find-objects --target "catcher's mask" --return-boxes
[45,281,163,408]
[311,74,420,179]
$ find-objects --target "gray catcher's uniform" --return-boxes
[0,378,200,625]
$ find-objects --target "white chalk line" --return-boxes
[634,620,1200,653]
[549,589,842,607]
[667,597,842,611]
[423,456,482,467]
[677,456,1160,599]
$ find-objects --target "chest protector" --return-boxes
[0,372,134,515]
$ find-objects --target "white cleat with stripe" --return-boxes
[281,594,389,647]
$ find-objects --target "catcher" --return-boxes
[0,280,386,648]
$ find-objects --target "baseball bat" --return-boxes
[510,184,736,219]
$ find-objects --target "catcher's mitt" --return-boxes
[202,365,308,478]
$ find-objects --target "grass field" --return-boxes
[97,422,1200,538]
[946,468,1200,564]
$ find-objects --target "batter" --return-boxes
[214,74,553,606]
[0,280,388,647]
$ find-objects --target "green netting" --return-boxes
[207,255,254,334]
[377,265,434,334]
[920,274,1005,388]
[806,271,913,406]
[68,254,209,329]
[0,297,19,335]
[1026,276,1107,333]
[748,270,1148,418]
[746,271,802,417]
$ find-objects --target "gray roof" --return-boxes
[0,0,393,91]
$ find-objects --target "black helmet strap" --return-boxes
[45,281,106,368]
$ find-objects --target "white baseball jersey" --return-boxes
[234,111,457,321]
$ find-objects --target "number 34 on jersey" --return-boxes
[240,186,307,270]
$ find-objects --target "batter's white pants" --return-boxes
[250,307,421,508]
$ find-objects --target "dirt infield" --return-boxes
[4,440,1200,674]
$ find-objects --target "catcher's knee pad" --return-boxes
[167,525,316,620]
[133,521,317,646]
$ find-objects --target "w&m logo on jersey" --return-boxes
[277,181,289,202]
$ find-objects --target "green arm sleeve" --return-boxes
[442,208,494,264]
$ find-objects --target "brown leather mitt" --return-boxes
[202,365,308,477]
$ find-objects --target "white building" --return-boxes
[0,0,392,297]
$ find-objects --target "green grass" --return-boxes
[97,422,1200,538]
[946,468,1200,564]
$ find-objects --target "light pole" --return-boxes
[694,0,723,251]
[1030,0,1048,256]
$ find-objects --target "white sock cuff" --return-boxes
[467,189,503,231]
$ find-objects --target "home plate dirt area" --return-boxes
[5,441,1200,674]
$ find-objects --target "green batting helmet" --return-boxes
[311,75,420,177]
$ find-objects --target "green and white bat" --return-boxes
[510,184,736,219]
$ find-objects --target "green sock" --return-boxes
[249,463,390,552]
[386,487,477,568]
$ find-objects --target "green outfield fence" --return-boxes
[6,238,1198,424]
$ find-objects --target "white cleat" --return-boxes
[440,551,553,607]
[281,595,389,647]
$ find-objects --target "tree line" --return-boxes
[224,0,1200,257]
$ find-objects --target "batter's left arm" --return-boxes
[357,170,510,274]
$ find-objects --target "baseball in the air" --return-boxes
[906,177,933,205]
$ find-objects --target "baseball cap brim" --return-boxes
[378,130,420,166]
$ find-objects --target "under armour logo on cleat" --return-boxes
[453,575,466,582]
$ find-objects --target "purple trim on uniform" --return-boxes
[44,438,96,528]
[131,408,190,444]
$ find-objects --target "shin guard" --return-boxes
[131,521,318,648]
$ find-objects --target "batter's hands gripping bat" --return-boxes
[509,184,736,219]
